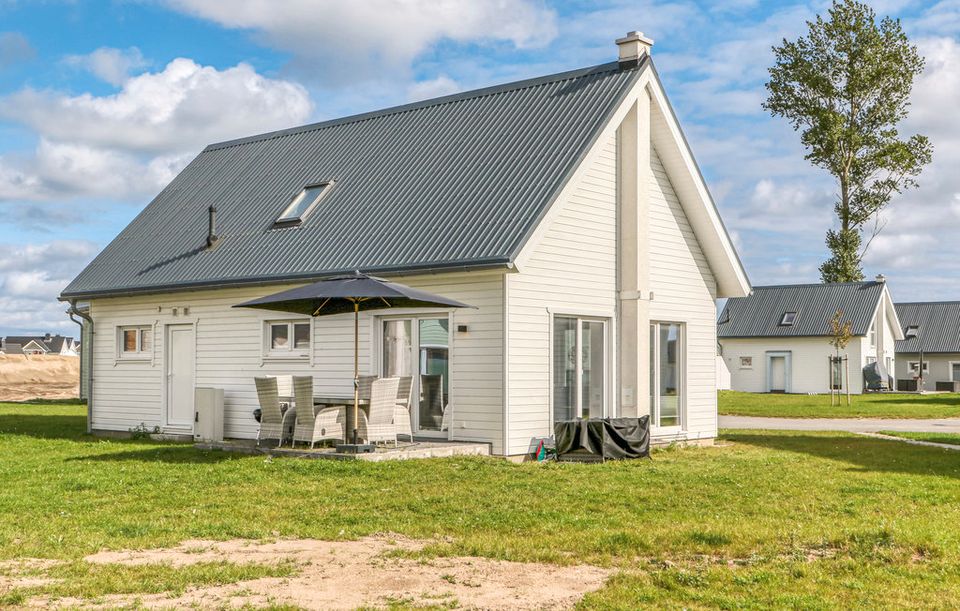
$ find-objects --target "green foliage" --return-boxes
[829,309,854,351]
[764,0,932,282]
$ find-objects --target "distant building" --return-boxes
[2,334,78,356]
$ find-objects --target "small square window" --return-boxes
[739,356,753,369]
[265,320,310,358]
[779,312,797,326]
[119,325,152,359]
[275,182,333,226]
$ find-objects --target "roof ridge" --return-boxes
[748,281,878,290]
[203,61,627,152]
[896,300,960,305]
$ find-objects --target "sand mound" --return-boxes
[33,535,612,609]
[0,354,79,401]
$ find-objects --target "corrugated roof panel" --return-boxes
[62,62,642,298]
[718,282,885,338]
[895,302,960,353]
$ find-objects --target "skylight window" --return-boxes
[779,311,797,326]
[275,182,333,226]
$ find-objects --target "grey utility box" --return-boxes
[194,387,224,442]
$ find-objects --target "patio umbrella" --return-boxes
[234,271,474,450]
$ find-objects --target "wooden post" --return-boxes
[845,357,851,406]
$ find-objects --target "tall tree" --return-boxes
[764,0,932,282]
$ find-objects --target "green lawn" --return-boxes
[878,431,960,446]
[3,403,960,607]
[719,389,960,419]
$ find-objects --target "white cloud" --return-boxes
[64,47,149,85]
[0,240,100,334]
[0,31,34,70]
[407,75,460,101]
[2,58,312,154]
[0,58,312,205]
[164,0,558,82]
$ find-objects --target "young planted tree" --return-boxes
[764,0,932,282]
[828,309,854,405]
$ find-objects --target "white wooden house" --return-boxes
[718,279,902,395]
[61,33,749,456]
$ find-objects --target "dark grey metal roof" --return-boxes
[718,282,886,338]
[895,302,960,353]
[61,61,645,299]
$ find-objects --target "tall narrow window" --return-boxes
[650,322,683,428]
[552,316,607,423]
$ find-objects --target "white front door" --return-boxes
[165,324,195,430]
[770,356,786,393]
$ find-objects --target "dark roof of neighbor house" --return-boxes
[61,60,646,299]
[895,301,960,354]
[718,282,886,339]
[0,343,23,355]
[4,335,73,352]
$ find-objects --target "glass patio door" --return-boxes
[380,316,449,436]
[552,315,607,423]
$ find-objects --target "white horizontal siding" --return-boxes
[647,149,719,440]
[506,133,619,455]
[721,337,865,394]
[88,270,505,452]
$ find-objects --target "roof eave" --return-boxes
[58,258,513,301]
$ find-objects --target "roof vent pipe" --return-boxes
[206,206,220,249]
[616,31,654,70]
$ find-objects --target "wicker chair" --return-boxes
[358,377,401,445]
[254,376,285,447]
[393,376,413,440]
[292,376,345,448]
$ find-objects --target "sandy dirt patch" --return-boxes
[31,536,611,610]
[0,354,79,401]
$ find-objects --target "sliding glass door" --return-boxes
[380,316,449,436]
[649,321,683,429]
[552,315,608,423]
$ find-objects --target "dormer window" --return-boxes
[274,182,333,227]
[779,311,797,326]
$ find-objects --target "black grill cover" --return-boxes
[554,416,650,462]
[863,360,890,391]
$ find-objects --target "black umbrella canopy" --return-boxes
[233,271,475,316]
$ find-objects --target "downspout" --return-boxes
[68,299,93,434]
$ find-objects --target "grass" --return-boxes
[719,389,960,419]
[877,431,960,446]
[2,403,960,607]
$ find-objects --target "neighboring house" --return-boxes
[894,301,960,391]
[718,278,902,394]
[0,341,24,355]
[59,33,750,456]
[4,334,78,356]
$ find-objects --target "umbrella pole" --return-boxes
[353,300,359,445]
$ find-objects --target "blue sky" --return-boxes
[1,0,958,336]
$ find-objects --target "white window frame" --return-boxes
[275,182,333,226]
[739,356,753,369]
[949,361,960,383]
[779,311,797,326]
[117,325,153,360]
[907,361,929,374]
[650,321,685,432]
[549,313,612,424]
[869,321,877,349]
[263,319,312,359]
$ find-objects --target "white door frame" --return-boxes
[548,312,613,423]
[375,313,453,438]
[649,321,685,434]
[765,351,792,393]
[163,323,196,432]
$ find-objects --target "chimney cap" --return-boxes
[616,31,654,69]
[875,274,886,283]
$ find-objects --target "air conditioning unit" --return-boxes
[194,387,224,442]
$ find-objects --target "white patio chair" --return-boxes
[254,376,285,447]
[359,377,401,446]
[393,376,413,440]
[292,376,345,448]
